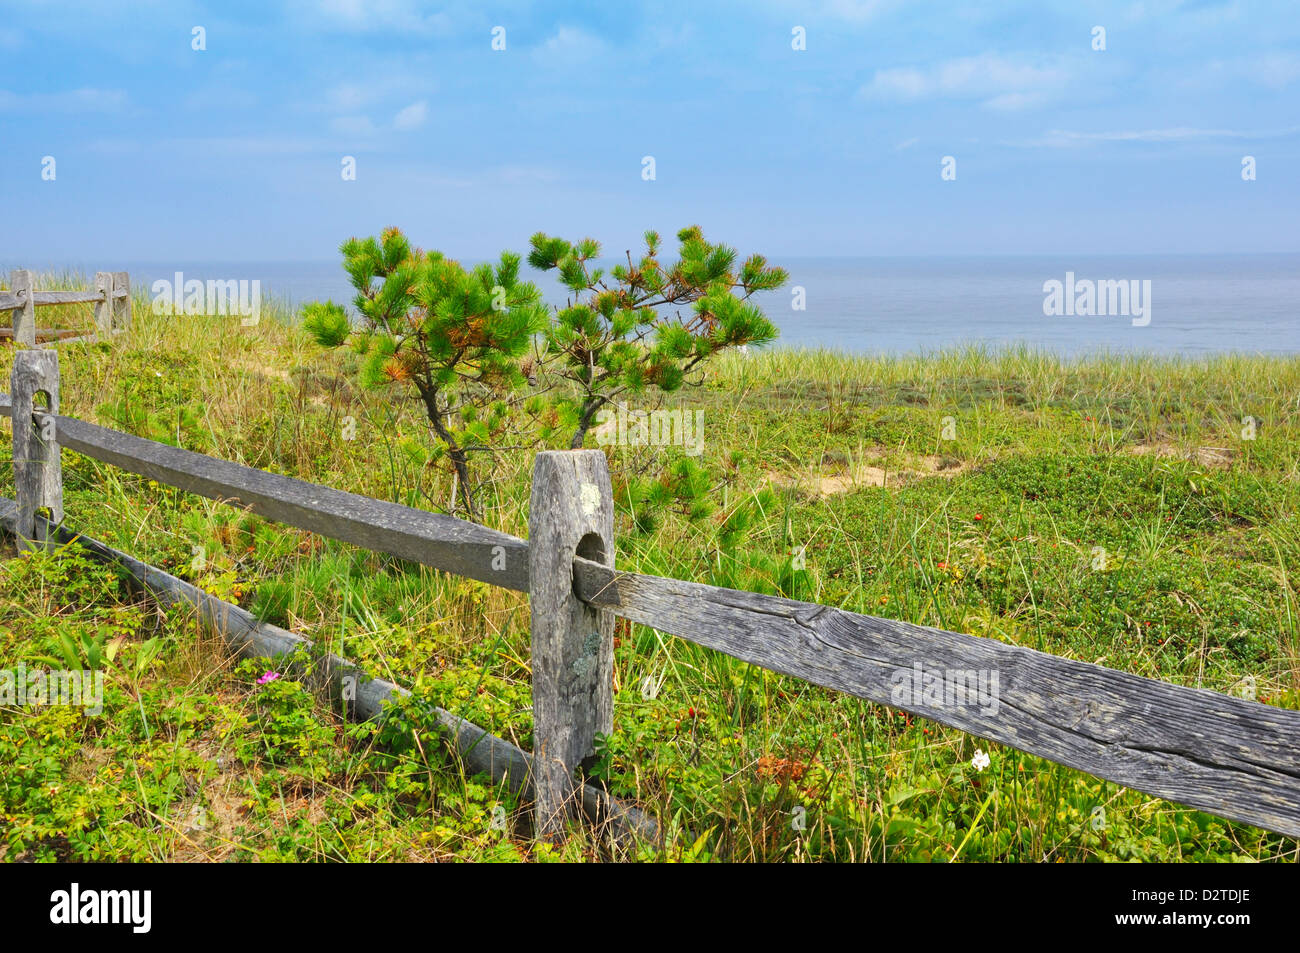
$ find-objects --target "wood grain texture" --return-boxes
[0,289,125,311]
[0,400,531,589]
[10,270,35,346]
[528,450,616,838]
[93,273,113,332]
[113,272,131,329]
[29,290,106,305]
[0,327,92,343]
[10,350,62,551]
[3,392,1295,837]
[0,499,658,846]
[571,557,1300,837]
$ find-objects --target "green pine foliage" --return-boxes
[301,301,350,347]
[528,225,788,447]
[301,226,548,515]
[300,224,788,511]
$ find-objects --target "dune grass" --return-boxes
[1,282,1298,862]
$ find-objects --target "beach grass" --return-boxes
[1,282,1297,861]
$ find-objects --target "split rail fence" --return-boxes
[2,347,1299,841]
[1,270,131,345]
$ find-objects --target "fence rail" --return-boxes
[3,350,1299,841]
[0,498,658,843]
[1,270,131,345]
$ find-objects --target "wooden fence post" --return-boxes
[528,449,615,839]
[94,272,114,335]
[113,272,131,331]
[11,269,35,346]
[12,349,63,552]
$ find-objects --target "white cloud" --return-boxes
[859,53,1070,110]
[393,100,428,130]
[86,138,140,156]
[982,91,1049,111]
[318,76,436,116]
[163,136,341,156]
[822,0,902,21]
[1006,125,1300,147]
[536,26,605,61]
[291,0,453,34]
[326,84,372,111]
[184,86,259,111]
[0,87,127,113]
[1237,52,1300,89]
[401,164,562,190]
[493,165,559,185]
[866,67,928,99]
[330,115,378,136]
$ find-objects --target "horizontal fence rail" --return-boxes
[0,393,531,590]
[0,288,130,310]
[0,498,658,844]
[570,558,1300,837]
[3,375,1299,839]
[3,270,130,345]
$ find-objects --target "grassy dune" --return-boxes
[1,287,1298,861]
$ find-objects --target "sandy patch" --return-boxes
[229,357,292,382]
[767,453,966,497]
[1128,442,1234,469]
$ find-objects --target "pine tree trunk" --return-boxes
[569,396,606,449]
[416,381,478,518]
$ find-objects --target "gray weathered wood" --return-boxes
[0,398,530,589]
[93,273,114,332]
[0,288,126,311]
[0,499,658,846]
[571,557,1300,838]
[0,327,126,346]
[10,270,35,346]
[0,327,86,343]
[113,272,131,330]
[30,290,106,305]
[529,450,616,838]
[4,387,1297,837]
[10,351,62,552]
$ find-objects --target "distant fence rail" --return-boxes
[1,270,131,346]
[3,349,1299,841]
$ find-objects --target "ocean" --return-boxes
[9,254,1297,357]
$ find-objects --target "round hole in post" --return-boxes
[572,531,607,595]
[528,450,615,841]
[11,349,63,552]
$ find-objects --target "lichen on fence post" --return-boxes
[113,272,131,331]
[94,272,114,335]
[10,270,35,346]
[12,349,63,552]
[528,449,616,839]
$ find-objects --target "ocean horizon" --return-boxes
[7,253,1297,357]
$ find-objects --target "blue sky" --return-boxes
[1,0,1297,262]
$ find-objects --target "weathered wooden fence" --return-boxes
[0,270,131,345]
[3,349,1299,842]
